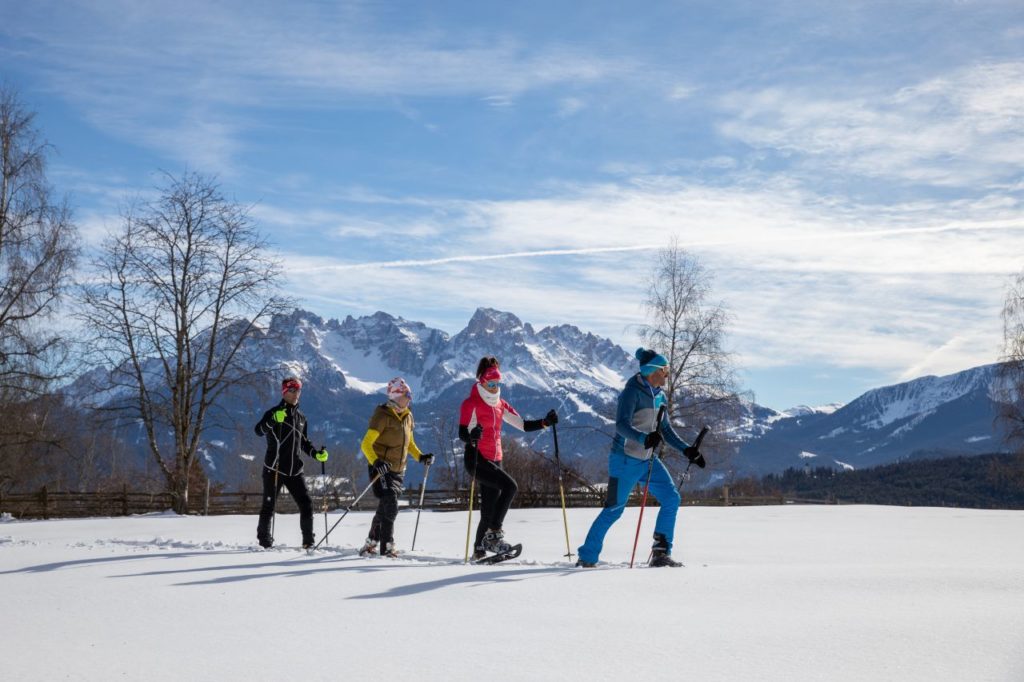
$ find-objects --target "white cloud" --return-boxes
[668,84,695,100]
[557,97,586,117]
[259,175,1021,385]
[716,61,1024,188]
[8,1,633,170]
[482,95,516,108]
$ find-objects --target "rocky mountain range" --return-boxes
[71,307,1011,487]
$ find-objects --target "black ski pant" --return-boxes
[367,466,405,545]
[464,450,518,550]
[257,470,314,545]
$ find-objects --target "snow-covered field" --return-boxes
[2,505,1023,681]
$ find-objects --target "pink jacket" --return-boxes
[459,384,526,462]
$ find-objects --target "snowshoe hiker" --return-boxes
[460,356,557,561]
[359,377,433,557]
[577,349,698,567]
[255,377,328,549]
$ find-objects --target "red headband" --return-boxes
[480,366,502,383]
[281,379,302,395]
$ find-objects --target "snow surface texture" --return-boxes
[2,507,1023,681]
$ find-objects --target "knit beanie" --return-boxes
[281,377,302,395]
[636,348,668,376]
[386,377,412,401]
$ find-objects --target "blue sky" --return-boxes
[3,0,1023,410]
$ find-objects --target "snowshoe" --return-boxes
[473,543,523,565]
[482,529,514,554]
[575,559,597,568]
[381,542,399,558]
[358,539,379,557]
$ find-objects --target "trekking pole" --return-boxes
[551,423,574,560]
[410,462,431,551]
[270,467,279,541]
[312,473,381,550]
[630,405,666,568]
[320,460,329,546]
[463,467,477,563]
[629,459,656,568]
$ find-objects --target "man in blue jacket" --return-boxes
[577,348,702,567]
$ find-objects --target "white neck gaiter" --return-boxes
[476,382,501,407]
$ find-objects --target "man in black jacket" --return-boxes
[255,376,328,549]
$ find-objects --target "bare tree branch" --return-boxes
[77,172,288,512]
[997,269,1024,455]
[0,84,78,487]
[638,237,743,475]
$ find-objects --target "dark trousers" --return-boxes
[257,470,314,545]
[367,466,405,545]
[465,450,518,550]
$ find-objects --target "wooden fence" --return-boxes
[0,484,836,520]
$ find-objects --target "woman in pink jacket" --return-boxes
[459,355,557,561]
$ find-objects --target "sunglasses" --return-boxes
[485,381,500,389]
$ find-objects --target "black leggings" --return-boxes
[257,470,314,544]
[464,450,518,550]
[367,466,405,545]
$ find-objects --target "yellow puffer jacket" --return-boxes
[360,403,423,474]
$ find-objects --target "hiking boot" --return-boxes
[472,549,487,561]
[358,539,378,557]
[649,532,681,566]
[649,550,683,568]
[258,536,273,549]
[381,542,399,558]
[575,559,597,568]
[482,529,513,554]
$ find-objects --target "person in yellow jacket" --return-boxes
[358,377,434,557]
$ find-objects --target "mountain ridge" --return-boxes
[69,306,1010,485]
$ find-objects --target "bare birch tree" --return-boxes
[997,269,1024,454]
[78,172,287,512]
[0,85,78,490]
[639,237,742,470]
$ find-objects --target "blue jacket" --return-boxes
[612,374,691,460]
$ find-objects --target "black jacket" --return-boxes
[255,400,317,476]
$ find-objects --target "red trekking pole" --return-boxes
[630,405,666,568]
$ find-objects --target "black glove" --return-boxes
[469,424,483,444]
[643,431,662,450]
[543,409,558,426]
[371,460,390,477]
[389,477,404,495]
[684,446,707,469]
[419,453,434,466]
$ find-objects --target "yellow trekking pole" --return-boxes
[552,423,574,560]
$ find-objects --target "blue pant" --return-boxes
[578,453,680,564]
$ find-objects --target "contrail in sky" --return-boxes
[308,218,1023,272]
[307,244,663,271]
